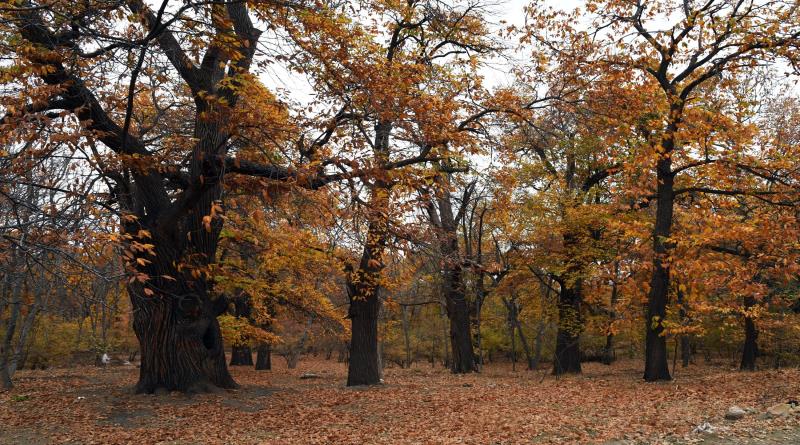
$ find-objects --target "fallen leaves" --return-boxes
[1,359,799,444]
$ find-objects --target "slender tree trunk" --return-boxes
[75,310,85,350]
[681,336,691,368]
[427,175,475,374]
[508,307,516,372]
[602,334,615,366]
[285,316,313,370]
[473,280,484,369]
[773,328,783,369]
[471,206,487,370]
[740,296,758,371]
[644,148,675,382]
[441,305,450,369]
[503,295,533,370]
[602,262,620,365]
[677,285,691,368]
[553,282,582,375]
[515,320,534,370]
[430,335,436,368]
[8,304,39,376]
[401,306,412,368]
[532,320,545,370]
[1,179,33,389]
[378,338,385,374]
[285,351,300,369]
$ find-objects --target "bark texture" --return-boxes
[553,282,582,375]
[644,135,675,382]
[740,296,759,371]
[255,343,272,370]
[346,121,391,386]
[132,285,235,393]
[425,174,476,374]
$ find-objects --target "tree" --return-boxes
[1,0,362,392]
[287,0,496,385]
[499,95,621,374]
[423,174,479,373]
[0,132,119,387]
[529,0,800,381]
[214,180,349,372]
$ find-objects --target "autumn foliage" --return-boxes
[2,0,800,442]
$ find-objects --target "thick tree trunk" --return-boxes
[346,121,390,387]
[740,296,758,371]
[602,333,615,365]
[347,291,381,385]
[346,224,385,386]
[445,269,475,374]
[553,283,582,375]
[681,336,691,368]
[644,147,675,382]
[285,351,301,369]
[16,6,267,393]
[130,284,236,394]
[230,346,253,366]
[1,256,23,390]
[553,226,585,375]
[255,343,271,370]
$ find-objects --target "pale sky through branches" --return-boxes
[263,0,583,106]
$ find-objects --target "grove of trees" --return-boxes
[3,0,800,395]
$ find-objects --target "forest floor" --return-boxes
[1,358,799,444]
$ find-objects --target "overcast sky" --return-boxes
[263,0,585,104]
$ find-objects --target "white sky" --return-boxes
[264,0,584,105]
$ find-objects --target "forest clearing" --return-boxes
[2,358,800,445]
